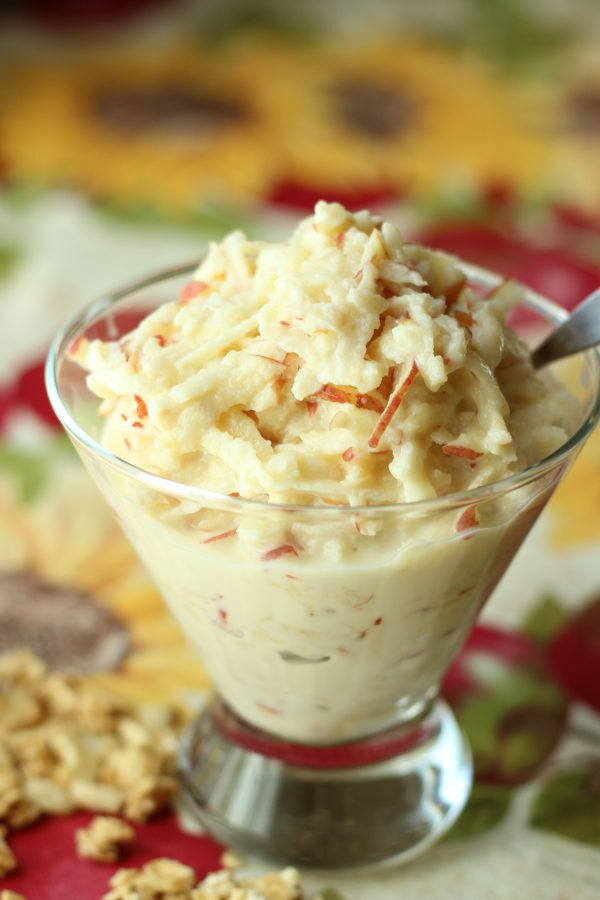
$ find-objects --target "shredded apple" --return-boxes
[72,201,575,507]
[66,202,579,748]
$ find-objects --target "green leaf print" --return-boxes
[0,244,21,280]
[530,762,600,848]
[311,890,349,900]
[0,436,74,503]
[445,783,512,840]
[444,627,568,785]
[522,593,569,646]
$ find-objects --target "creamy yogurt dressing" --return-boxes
[73,202,576,743]
[83,453,559,743]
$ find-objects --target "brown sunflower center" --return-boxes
[0,571,131,673]
[567,85,600,135]
[330,80,417,138]
[89,84,247,135]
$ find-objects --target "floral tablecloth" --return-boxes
[1,2,599,897]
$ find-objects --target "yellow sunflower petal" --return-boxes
[240,36,555,196]
[1,48,279,216]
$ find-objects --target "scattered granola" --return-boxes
[75,815,135,863]
[193,865,302,900]
[0,650,340,900]
[219,849,243,870]
[104,858,196,900]
[0,649,182,838]
[0,826,17,878]
[102,859,303,900]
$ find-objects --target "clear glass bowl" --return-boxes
[46,261,600,869]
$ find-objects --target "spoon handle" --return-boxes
[531,288,600,369]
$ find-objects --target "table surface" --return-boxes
[0,2,599,897]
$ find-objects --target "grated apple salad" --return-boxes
[69,203,577,742]
[72,201,574,508]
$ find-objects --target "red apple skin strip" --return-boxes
[443,275,467,309]
[377,367,396,402]
[453,309,473,328]
[311,384,384,414]
[68,334,84,358]
[456,506,478,533]
[201,528,238,544]
[261,544,298,561]
[368,361,418,449]
[249,354,287,367]
[442,445,482,460]
[313,384,355,404]
[256,701,282,715]
[180,280,208,303]
[133,394,148,420]
[342,447,355,461]
[357,394,384,413]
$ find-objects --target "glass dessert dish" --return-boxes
[46,262,600,869]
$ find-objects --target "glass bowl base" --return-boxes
[178,698,472,869]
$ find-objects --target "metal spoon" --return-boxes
[531,287,600,369]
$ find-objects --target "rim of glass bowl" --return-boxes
[45,260,600,516]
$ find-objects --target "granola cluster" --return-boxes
[0,651,320,900]
[0,649,181,835]
[103,857,303,900]
[75,815,135,863]
[0,826,18,878]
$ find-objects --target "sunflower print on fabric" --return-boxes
[0,437,208,705]
[536,42,600,213]
[0,37,566,218]
[0,47,278,218]
[248,37,555,198]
